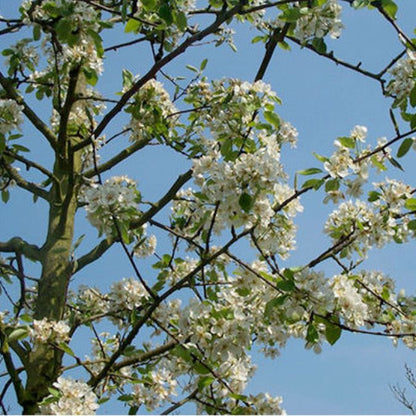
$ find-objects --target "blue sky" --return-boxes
[2,0,416,414]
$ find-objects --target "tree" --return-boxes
[1,0,416,414]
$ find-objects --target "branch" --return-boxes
[88,225,252,388]
[58,65,81,146]
[83,137,153,178]
[130,169,193,229]
[112,340,177,371]
[161,388,198,415]
[0,160,50,201]
[374,4,416,52]
[0,237,41,262]
[0,330,26,409]
[93,1,251,140]
[0,71,57,147]
[3,150,55,181]
[287,36,384,83]
[74,236,115,273]
[255,23,290,82]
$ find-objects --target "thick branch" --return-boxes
[0,237,41,262]
[74,236,115,273]
[255,23,290,82]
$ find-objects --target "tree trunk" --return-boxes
[23,146,82,413]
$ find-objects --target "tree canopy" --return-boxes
[1,0,416,414]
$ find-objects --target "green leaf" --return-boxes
[1,190,10,203]
[159,4,173,25]
[313,152,329,163]
[238,192,253,213]
[371,156,387,171]
[325,178,340,192]
[410,85,416,108]
[352,0,371,8]
[311,37,327,53]
[83,68,98,86]
[302,178,325,190]
[8,327,29,342]
[388,156,404,171]
[125,18,141,33]
[408,219,416,230]
[200,58,208,71]
[121,0,129,21]
[276,279,295,292]
[33,24,41,41]
[12,144,30,153]
[198,376,215,390]
[337,136,356,149]
[128,406,139,415]
[264,296,287,317]
[194,361,211,375]
[380,0,398,19]
[397,138,414,158]
[98,397,110,405]
[367,191,381,202]
[186,64,199,73]
[175,10,187,31]
[325,321,341,345]
[278,41,291,51]
[48,387,61,398]
[297,167,322,175]
[172,345,192,362]
[264,111,280,128]
[306,323,319,343]
[405,198,416,211]
[20,314,33,323]
[58,342,75,357]
[142,0,156,10]
[251,35,266,44]
[118,394,133,402]
[279,8,302,22]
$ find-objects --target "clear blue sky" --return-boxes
[2,1,416,414]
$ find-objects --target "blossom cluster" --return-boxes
[22,0,102,71]
[0,99,24,135]
[74,277,150,328]
[40,376,99,415]
[126,79,177,142]
[293,0,343,42]
[126,0,195,48]
[130,366,178,411]
[68,250,416,415]
[81,176,140,236]
[386,50,416,107]
[324,176,413,258]
[174,79,301,257]
[30,318,70,345]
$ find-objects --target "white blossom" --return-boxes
[0,99,24,135]
[30,318,70,344]
[40,377,99,415]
